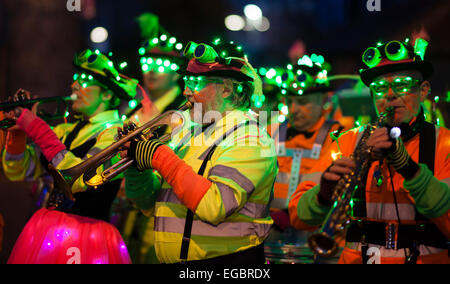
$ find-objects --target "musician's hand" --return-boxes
[4,89,38,130]
[318,157,355,206]
[366,127,393,161]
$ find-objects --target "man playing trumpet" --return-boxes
[2,49,138,264]
[119,39,278,264]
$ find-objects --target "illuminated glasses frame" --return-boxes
[183,76,224,91]
[369,77,422,98]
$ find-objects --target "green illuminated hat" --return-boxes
[266,54,331,97]
[359,38,433,86]
[73,49,139,100]
[177,38,263,96]
[136,13,185,72]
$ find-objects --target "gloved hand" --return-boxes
[117,122,164,171]
[3,89,36,155]
[270,209,291,231]
[318,157,355,206]
[387,137,419,180]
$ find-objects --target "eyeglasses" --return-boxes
[362,40,412,68]
[183,76,224,91]
[369,76,422,98]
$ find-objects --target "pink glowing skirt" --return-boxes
[7,208,131,264]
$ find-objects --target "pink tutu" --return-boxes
[8,208,131,264]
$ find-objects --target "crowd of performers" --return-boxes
[0,13,448,264]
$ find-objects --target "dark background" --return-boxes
[0,0,449,263]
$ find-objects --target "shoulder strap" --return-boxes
[179,120,250,262]
[415,122,436,221]
[315,120,341,146]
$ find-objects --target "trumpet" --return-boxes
[0,94,77,129]
[47,102,192,197]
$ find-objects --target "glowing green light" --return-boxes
[237,46,242,51]
[170,63,178,71]
[82,83,88,88]
[65,111,70,118]
[142,64,149,72]
[213,38,221,45]
[73,74,79,81]
[106,123,112,129]
[434,96,440,103]
[88,75,94,80]
[139,48,146,55]
[281,105,289,115]
[147,58,153,64]
[121,115,127,121]
[108,52,113,57]
[81,74,86,79]
[129,100,138,109]
[160,34,167,41]
[108,61,114,68]
[259,68,267,76]
[298,90,303,95]
[152,38,159,45]
[175,43,183,50]
[255,101,262,108]
[278,103,284,111]
[287,64,293,70]
[158,66,165,73]
[266,68,276,79]
[278,115,286,123]
[281,89,287,95]
[116,76,121,81]
[140,57,146,64]
[276,76,282,85]
[163,60,171,67]
[95,49,100,54]
[120,62,128,69]
[169,37,177,44]
[156,59,163,65]
[297,70,302,75]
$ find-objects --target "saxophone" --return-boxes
[308,108,397,257]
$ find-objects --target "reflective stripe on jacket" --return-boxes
[270,116,341,210]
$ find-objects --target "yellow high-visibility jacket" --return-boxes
[125,109,278,263]
[2,110,123,194]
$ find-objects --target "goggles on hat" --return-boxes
[183,41,243,65]
[362,38,428,68]
[369,76,422,98]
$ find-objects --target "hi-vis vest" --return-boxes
[270,118,341,210]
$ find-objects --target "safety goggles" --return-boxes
[183,76,224,92]
[369,76,422,98]
[362,40,413,68]
[140,57,179,73]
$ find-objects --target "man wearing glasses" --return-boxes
[289,38,449,264]
[119,39,278,264]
